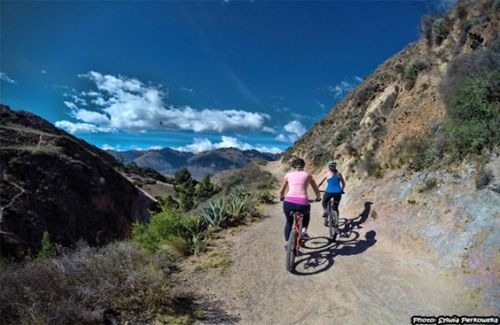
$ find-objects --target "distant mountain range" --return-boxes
[107,147,279,179]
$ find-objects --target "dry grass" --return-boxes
[0,241,191,325]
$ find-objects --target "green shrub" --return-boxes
[252,190,274,204]
[404,59,428,90]
[445,72,500,157]
[132,206,202,254]
[475,166,494,190]
[418,178,438,192]
[359,153,383,178]
[174,168,197,211]
[393,136,444,171]
[494,0,500,12]
[196,174,217,201]
[420,15,435,46]
[161,236,191,257]
[432,18,450,46]
[37,231,55,258]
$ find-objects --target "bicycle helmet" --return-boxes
[290,158,305,169]
[327,160,337,169]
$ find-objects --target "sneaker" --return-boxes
[301,232,310,240]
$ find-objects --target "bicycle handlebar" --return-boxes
[279,198,321,203]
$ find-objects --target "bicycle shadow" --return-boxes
[291,201,376,276]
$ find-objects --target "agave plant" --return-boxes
[230,186,249,200]
[201,199,227,227]
[227,195,247,220]
[190,234,206,256]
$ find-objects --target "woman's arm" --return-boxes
[308,174,322,200]
[317,175,327,187]
[339,172,346,191]
[279,175,288,200]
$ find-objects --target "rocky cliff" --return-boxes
[283,0,499,311]
[0,105,154,257]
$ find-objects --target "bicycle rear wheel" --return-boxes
[328,208,338,241]
[286,230,298,272]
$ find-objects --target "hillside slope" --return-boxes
[282,0,499,311]
[0,105,154,257]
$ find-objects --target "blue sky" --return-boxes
[0,0,454,153]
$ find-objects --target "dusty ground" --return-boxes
[177,162,487,325]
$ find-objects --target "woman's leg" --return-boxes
[283,202,294,241]
[301,205,311,234]
[333,193,342,212]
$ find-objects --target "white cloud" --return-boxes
[325,76,363,99]
[177,136,282,154]
[284,120,306,137]
[72,108,110,125]
[56,71,273,134]
[55,120,114,133]
[275,134,289,142]
[0,72,16,84]
[315,100,326,109]
[275,120,307,143]
[41,70,47,74]
[181,86,194,93]
[101,143,117,150]
[64,101,78,110]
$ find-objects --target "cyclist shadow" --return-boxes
[292,230,377,276]
[291,201,376,276]
[341,201,372,233]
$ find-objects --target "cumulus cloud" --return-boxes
[276,120,307,143]
[54,120,114,133]
[56,71,273,134]
[284,120,306,137]
[177,136,282,154]
[0,72,16,84]
[325,76,363,99]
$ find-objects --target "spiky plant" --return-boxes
[226,195,247,221]
[201,199,227,227]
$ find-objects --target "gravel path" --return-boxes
[183,162,482,324]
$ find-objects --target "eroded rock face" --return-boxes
[281,0,499,311]
[0,105,153,257]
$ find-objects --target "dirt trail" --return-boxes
[182,162,483,324]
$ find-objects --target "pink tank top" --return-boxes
[285,171,309,205]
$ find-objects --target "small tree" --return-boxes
[197,174,216,201]
[38,231,55,258]
[174,168,196,211]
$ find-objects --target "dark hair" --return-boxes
[290,158,305,169]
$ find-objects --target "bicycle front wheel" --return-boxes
[329,210,338,240]
[286,230,298,272]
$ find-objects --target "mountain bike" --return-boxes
[284,199,319,272]
[321,191,344,241]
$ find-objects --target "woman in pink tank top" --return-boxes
[279,158,321,248]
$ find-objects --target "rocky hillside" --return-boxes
[108,147,279,179]
[0,105,154,257]
[283,0,499,311]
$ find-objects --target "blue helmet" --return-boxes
[327,160,337,168]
